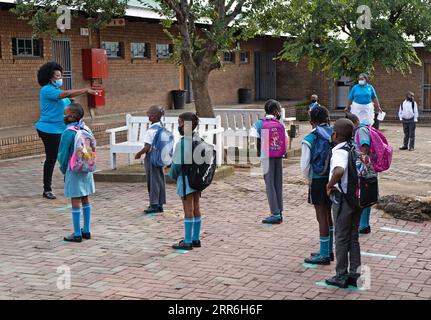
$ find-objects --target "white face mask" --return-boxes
[358,80,366,86]
[55,79,63,87]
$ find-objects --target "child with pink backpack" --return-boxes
[58,103,96,243]
[250,100,288,224]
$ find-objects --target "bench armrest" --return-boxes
[106,126,128,146]
[202,127,225,137]
[105,126,128,134]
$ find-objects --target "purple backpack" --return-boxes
[355,125,392,173]
[261,118,287,158]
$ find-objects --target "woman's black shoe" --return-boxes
[43,191,57,200]
[325,275,348,289]
[192,240,201,248]
[172,240,193,250]
[64,234,82,243]
[359,226,371,235]
[81,229,91,240]
[144,205,163,214]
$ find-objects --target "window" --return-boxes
[131,42,150,59]
[12,38,42,57]
[223,52,235,64]
[240,51,250,64]
[102,41,123,58]
[156,43,173,59]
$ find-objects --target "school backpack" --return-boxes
[150,125,174,168]
[67,123,97,173]
[355,125,392,173]
[261,118,287,158]
[340,143,379,209]
[311,125,333,176]
[181,136,217,194]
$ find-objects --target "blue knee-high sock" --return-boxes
[82,203,91,234]
[192,217,202,241]
[184,218,194,244]
[329,226,334,255]
[360,207,371,230]
[72,207,82,237]
[319,236,330,258]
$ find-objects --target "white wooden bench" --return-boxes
[213,108,296,150]
[106,114,224,169]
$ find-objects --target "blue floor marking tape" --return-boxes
[303,263,318,269]
[315,282,367,291]
[380,227,418,235]
[175,250,189,254]
[53,205,72,211]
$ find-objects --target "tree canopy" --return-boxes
[258,0,431,79]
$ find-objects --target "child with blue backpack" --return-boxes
[135,106,170,214]
[250,100,287,224]
[58,103,96,243]
[301,105,334,265]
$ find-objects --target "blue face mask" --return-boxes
[55,79,63,87]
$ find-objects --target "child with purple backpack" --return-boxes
[58,103,96,243]
[250,100,287,224]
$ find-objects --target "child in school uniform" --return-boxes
[58,103,95,242]
[169,112,202,250]
[325,118,362,289]
[135,106,167,214]
[250,100,287,224]
[399,91,419,151]
[344,112,374,235]
[301,105,334,265]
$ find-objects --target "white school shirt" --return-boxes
[329,142,349,193]
[399,100,418,122]
[143,122,161,145]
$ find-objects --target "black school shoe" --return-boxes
[43,191,57,200]
[347,273,361,287]
[311,252,335,261]
[262,214,283,224]
[81,229,91,240]
[304,255,330,265]
[172,240,193,250]
[192,240,201,248]
[359,226,371,235]
[63,233,82,243]
[144,205,163,214]
[325,275,349,289]
[399,146,408,150]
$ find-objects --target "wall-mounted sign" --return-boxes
[80,28,89,36]
[108,19,126,27]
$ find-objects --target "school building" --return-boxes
[0,0,430,130]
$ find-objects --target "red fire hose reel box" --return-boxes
[82,48,109,79]
[88,84,105,108]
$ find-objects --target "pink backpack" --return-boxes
[67,123,97,173]
[355,125,392,173]
[261,118,287,158]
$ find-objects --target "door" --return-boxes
[52,39,72,90]
[423,62,431,111]
[255,52,276,100]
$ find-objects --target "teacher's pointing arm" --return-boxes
[58,88,98,99]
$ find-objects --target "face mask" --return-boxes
[407,97,413,101]
[55,79,63,87]
[311,100,317,104]
[178,126,184,136]
[358,80,366,86]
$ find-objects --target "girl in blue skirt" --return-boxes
[58,103,95,242]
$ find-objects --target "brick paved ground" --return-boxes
[0,124,431,300]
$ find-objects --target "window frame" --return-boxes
[223,51,235,64]
[156,43,173,60]
[12,37,43,58]
[240,51,250,64]
[130,42,150,59]
[102,41,124,59]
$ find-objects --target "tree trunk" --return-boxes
[191,71,215,118]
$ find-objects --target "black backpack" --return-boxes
[181,136,217,195]
[340,142,379,209]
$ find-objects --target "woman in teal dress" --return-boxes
[58,103,95,243]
